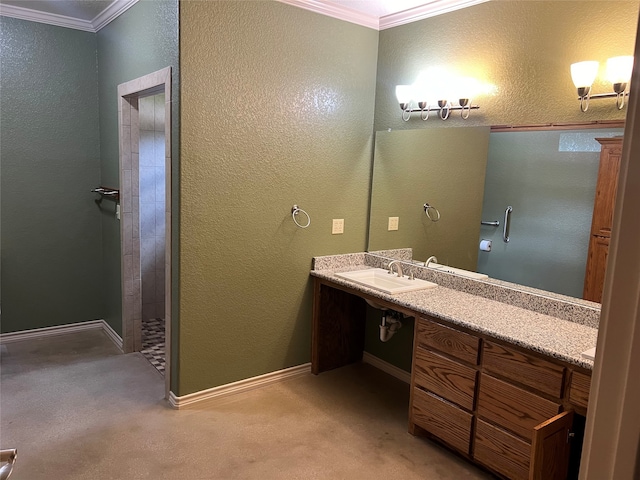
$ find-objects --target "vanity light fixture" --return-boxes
[395,76,480,122]
[571,56,634,112]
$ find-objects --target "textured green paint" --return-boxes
[375,1,639,131]
[180,1,378,395]
[477,128,624,298]
[0,18,103,333]
[96,0,179,387]
[368,127,490,269]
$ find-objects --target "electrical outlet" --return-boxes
[388,216,399,231]
[332,218,344,235]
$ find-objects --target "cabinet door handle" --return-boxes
[503,206,512,243]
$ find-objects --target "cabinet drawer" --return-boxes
[416,317,479,365]
[474,419,531,480]
[412,387,472,454]
[483,341,565,397]
[414,347,477,411]
[569,371,591,409]
[477,374,561,441]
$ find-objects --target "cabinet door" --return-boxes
[530,410,574,480]
[583,235,610,303]
[591,139,622,237]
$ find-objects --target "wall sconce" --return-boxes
[395,76,480,122]
[571,56,634,112]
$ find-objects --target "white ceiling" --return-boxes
[0,0,489,32]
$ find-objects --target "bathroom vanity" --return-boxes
[311,252,597,480]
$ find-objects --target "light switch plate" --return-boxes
[332,218,344,234]
[388,216,399,231]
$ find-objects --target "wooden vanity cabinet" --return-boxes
[409,316,584,480]
[310,279,592,480]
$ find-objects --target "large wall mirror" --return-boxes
[367,124,624,301]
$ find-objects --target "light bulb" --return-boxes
[606,56,634,85]
[571,61,599,89]
[395,85,413,106]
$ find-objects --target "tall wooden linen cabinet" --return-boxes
[583,137,623,303]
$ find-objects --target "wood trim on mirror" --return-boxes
[491,120,625,132]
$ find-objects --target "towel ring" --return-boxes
[291,205,311,228]
[423,203,441,222]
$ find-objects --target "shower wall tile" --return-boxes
[123,254,134,296]
[140,166,156,204]
[142,269,156,299]
[154,131,165,166]
[122,212,133,255]
[139,93,167,320]
[122,125,132,158]
[155,166,165,201]
[139,131,155,166]
[120,99,131,126]
[122,169,132,213]
[133,236,140,281]
[139,95,154,130]
[155,205,165,234]
[132,160,139,197]
[154,93,165,127]
[140,207,156,239]
[143,302,156,321]
[155,235,165,267]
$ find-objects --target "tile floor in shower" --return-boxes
[141,317,165,375]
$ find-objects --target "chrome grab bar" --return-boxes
[503,206,513,243]
[481,220,500,226]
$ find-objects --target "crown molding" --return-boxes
[0,3,94,32]
[380,0,491,30]
[0,0,139,32]
[277,0,489,31]
[92,0,139,32]
[277,0,379,30]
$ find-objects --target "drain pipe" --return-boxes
[379,311,402,342]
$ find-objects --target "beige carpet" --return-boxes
[0,330,494,479]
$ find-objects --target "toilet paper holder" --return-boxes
[480,239,492,252]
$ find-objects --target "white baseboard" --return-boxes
[100,320,123,351]
[169,363,312,409]
[362,352,411,384]
[0,319,123,351]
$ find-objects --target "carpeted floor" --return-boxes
[0,330,495,480]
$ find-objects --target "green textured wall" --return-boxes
[0,18,102,333]
[96,0,179,354]
[179,1,378,395]
[375,1,639,131]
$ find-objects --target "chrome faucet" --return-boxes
[387,260,404,278]
[424,256,438,267]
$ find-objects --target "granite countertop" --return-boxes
[311,265,597,370]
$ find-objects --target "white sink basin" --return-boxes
[581,347,596,361]
[427,262,489,280]
[335,268,437,294]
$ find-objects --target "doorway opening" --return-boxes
[118,67,172,399]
